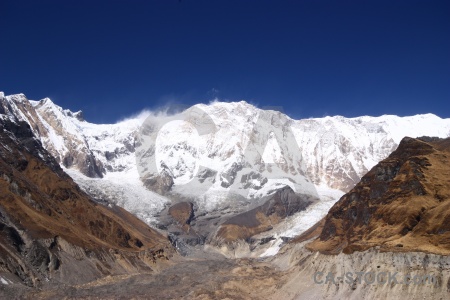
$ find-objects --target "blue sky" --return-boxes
[1,0,449,123]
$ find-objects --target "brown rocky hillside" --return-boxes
[0,118,173,288]
[307,136,450,255]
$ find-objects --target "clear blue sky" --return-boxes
[1,0,449,123]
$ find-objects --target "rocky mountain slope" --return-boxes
[209,186,317,257]
[270,242,450,300]
[0,114,173,293]
[215,187,315,243]
[273,136,450,298]
[307,136,450,255]
[1,92,450,257]
[7,133,450,300]
[2,91,450,299]
[0,92,169,225]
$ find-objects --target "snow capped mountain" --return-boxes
[1,92,450,238]
[291,113,450,191]
[137,101,450,208]
[135,101,319,214]
[0,93,168,225]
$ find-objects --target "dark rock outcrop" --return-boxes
[169,202,194,228]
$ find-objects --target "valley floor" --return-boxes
[6,254,283,300]
[3,241,450,300]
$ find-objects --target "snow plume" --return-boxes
[116,101,197,124]
[116,109,153,124]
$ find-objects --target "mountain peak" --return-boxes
[63,109,84,121]
[5,93,27,103]
[38,97,58,109]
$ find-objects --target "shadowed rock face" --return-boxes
[0,118,173,288]
[214,186,316,243]
[143,172,174,195]
[308,136,450,255]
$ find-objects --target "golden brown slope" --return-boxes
[307,136,450,255]
[0,118,173,287]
